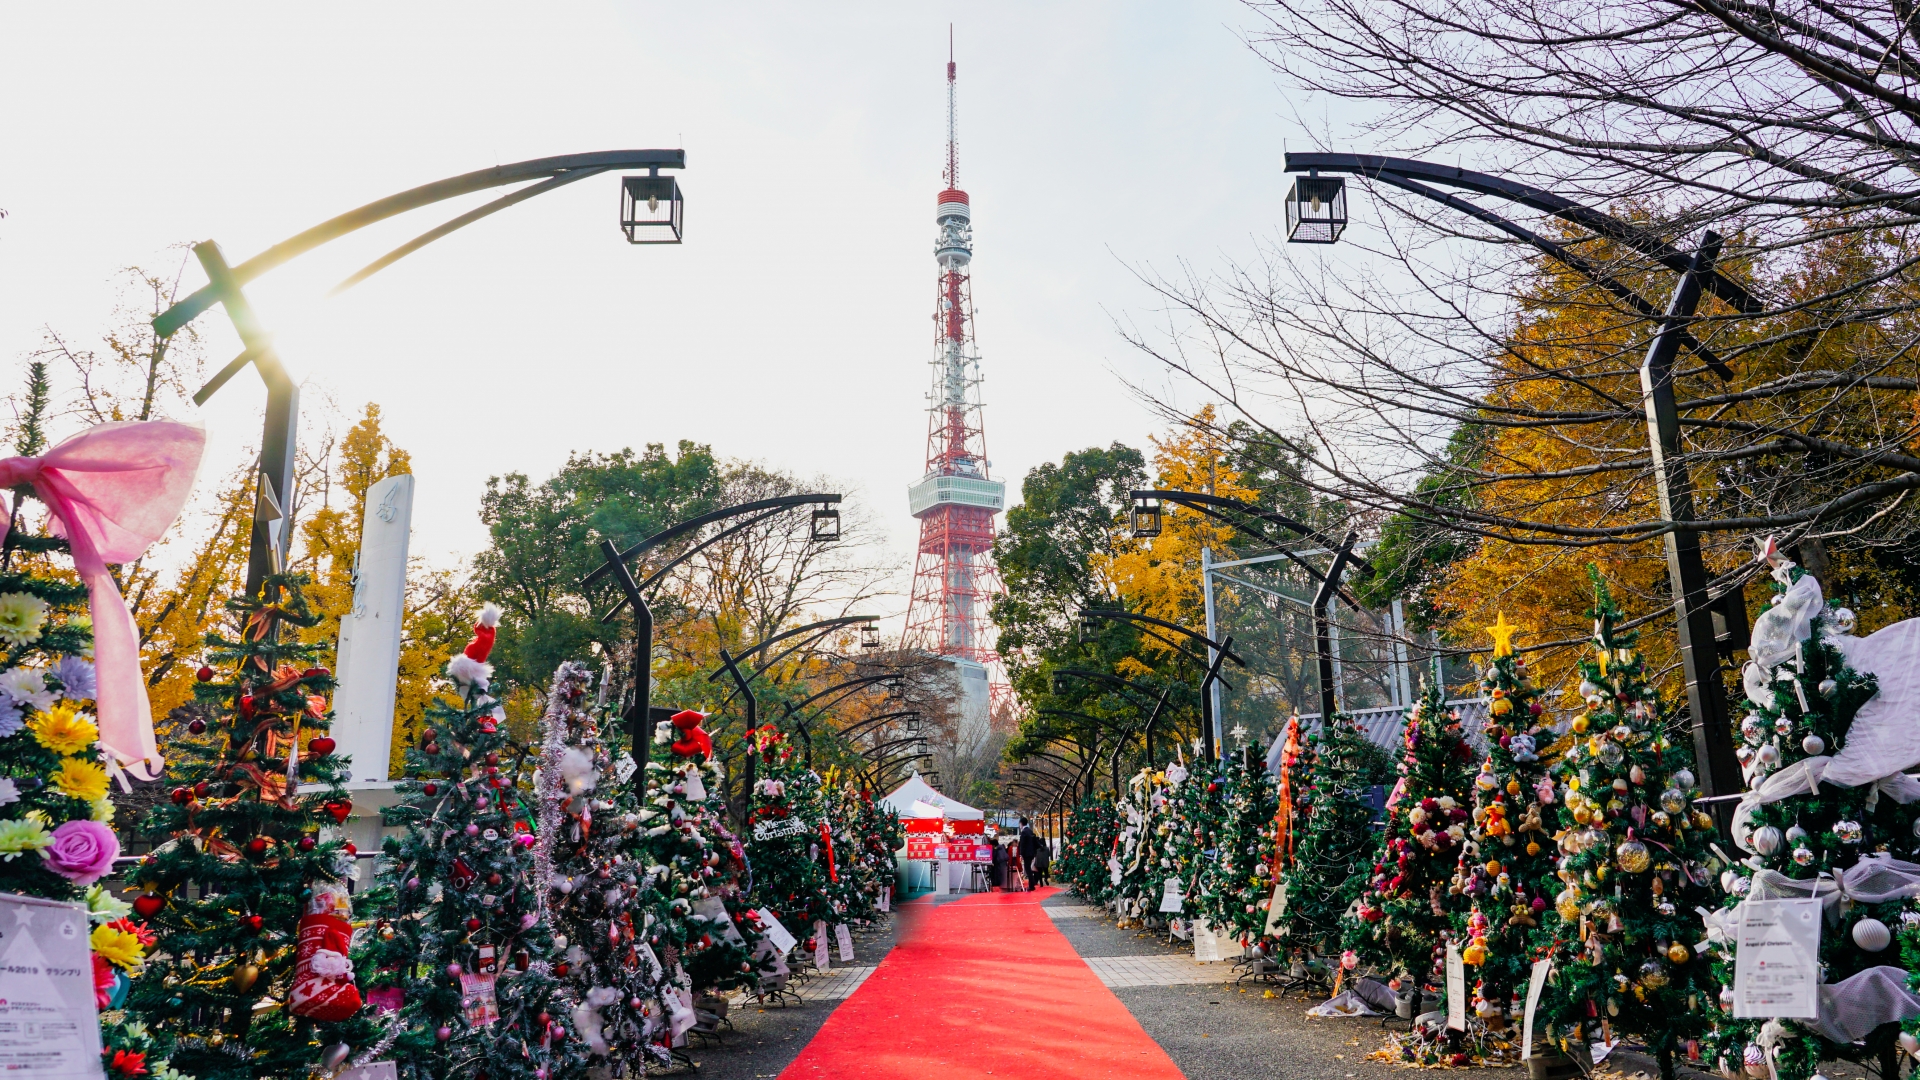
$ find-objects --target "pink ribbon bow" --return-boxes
[0,420,206,781]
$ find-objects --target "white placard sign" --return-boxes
[812,921,830,972]
[835,923,854,962]
[1192,918,1222,962]
[755,908,797,955]
[1262,882,1288,937]
[1733,898,1822,1019]
[1159,878,1185,914]
[692,896,744,946]
[1521,958,1552,1060]
[878,886,891,913]
[0,892,104,1079]
[613,753,638,784]
[1445,941,1466,1032]
[337,1064,399,1080]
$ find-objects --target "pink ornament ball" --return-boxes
[466,823,480,836]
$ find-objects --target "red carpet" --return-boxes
[778,887,1184,1079]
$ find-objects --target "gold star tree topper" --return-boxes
[1486,612,1521,658]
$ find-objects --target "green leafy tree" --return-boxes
[1540,573,1717,1080]
[368,608,575,1080]
[132,574,382,1080]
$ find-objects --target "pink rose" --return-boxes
[42,819,119,885]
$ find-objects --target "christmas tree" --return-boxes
[1279,716,1391,961]
[1703,542,1920,1080]
[1343,675,1476,995]
[366,606,576,1080]
[538,660,684,1069]
[131,573,378,1080]
[744,726,838,959]
[1538,572,1717,1080]
[818,777,876,926]
[1058,795,1119,904]
[1111,765,1176,926]
[636,707,767,998]
[848,784,903,911]
[1161,748,1228,936]
[1195,741,1278,952]
[1460,613,1560,1025]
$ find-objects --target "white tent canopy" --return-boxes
[882,771,984,820]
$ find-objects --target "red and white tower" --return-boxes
[904,49,1005,722]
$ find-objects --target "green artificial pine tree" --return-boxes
[636,706,767,999]
[744,726,838,960]
[847,784,904,912]
[1162,749,1229,939]
[1058,795,1119,905]
[819,777,877,926]
[1460,613,1560,1026]
[1278,716,1392,963]
[1344,675,1477,1000]
[1198,739,1279,953]
[367,606,575,1080]
[1703,543,1920,1080]
[538,661,685,1070]
[132,574,380,1080]
[1538,572,1717,1080]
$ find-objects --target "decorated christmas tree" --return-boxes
[1195,740,1278,951]
[131,573,379,1080]
[366,606,576,1080]
[1279,716,1391,961]
[1538,572,1717,1080]
[744,726,838,958]
[847,783,904,912]
[1058,795,1119,904]
[637,706,767,998]
[1111,765,1176,925]
[538,660,683,1069]
[1343,675,1476,995]
[1702,541,1920,1080]
[1161,747,1227,935]
[819,777,877,926]
[1460,613,1560,1025]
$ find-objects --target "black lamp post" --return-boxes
[1279,152,1759,804]
[584,493,843,780]
[1077,608,1244,763]
[154,150,689,599]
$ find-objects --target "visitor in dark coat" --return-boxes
[1017,819,1041,891]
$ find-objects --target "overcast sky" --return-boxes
[0,3,1328,622]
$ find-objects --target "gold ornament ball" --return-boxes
[1616,839,1652,874]
[1668,941,1691,964]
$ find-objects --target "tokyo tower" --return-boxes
[903,45,1005,724]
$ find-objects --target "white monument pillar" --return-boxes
[333,474,413,788]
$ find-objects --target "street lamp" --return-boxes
[1284,175,1348,244]
[619,172,684,243]
[1078,608,1244,762]
[1280,151,1759,805]
[811,505,842,542]
[154,150,689,598]
[1130,496,1163,538]
[586,492,844,777]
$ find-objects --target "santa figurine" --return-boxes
[289,880,363,1022]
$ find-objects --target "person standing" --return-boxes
[1017,818,1041,892]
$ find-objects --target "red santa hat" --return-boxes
[447,603,503,688]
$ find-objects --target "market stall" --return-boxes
[883,773,991,893]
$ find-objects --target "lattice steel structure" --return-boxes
[903,50,1006,702]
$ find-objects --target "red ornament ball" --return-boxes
[170,787,191,805]
[423,783,438,796]
[132,893,165,918]
[307,736,336,756]
[243,914,264,933]
[187,718,206,735]
[246,837,268,857]
[467,918,483,931]
[195,665,214,682]
[298,836,316,852]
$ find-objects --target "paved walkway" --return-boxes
[777,887,1185,1079]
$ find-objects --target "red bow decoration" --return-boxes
[669,710,712,760]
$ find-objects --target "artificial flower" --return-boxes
[84,883,131,924]
[108,1050,148,1078]
[0,593,49,647]
[90,920,145,972]
[51,758,109,803]
[0,667,54,712]
[92,953,115,1008]
[107,917,155,947]
[0,818,52,858]
[29,703,98,756]
[0,779,19,809]
[54,655,95,701]
[88,795,113,823]
[0,700,23,740]
[42,818,117,883]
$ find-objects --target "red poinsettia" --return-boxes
[91,954,115,1008]
[108,1049,148,1076]
[106,918,157,947]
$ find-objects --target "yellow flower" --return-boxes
[90,922,145,972]
[0,818,50,857]
[29,703,98,756]
[0,593,49,647]
[51,758,108,803]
